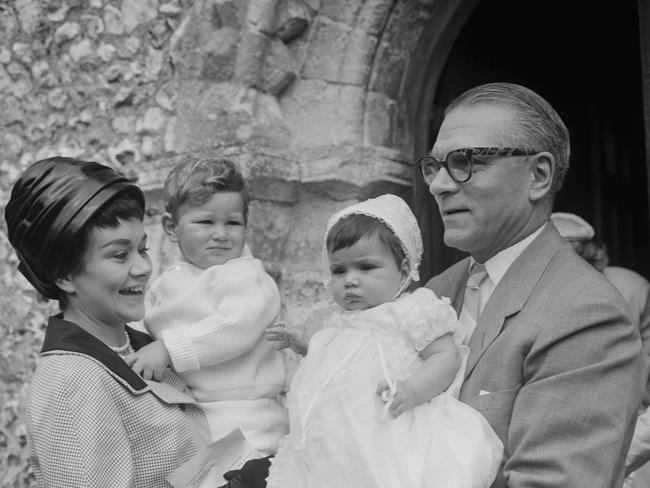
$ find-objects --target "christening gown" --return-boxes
[267,287,503,488]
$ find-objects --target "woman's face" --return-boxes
[61,218,151,328]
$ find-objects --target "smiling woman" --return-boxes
[3,157,210,487]
[56,217,151,341]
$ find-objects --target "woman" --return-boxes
[4,157,212,487]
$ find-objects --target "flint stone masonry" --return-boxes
[0,0,449,485]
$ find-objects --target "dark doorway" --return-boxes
[414,0,649,282]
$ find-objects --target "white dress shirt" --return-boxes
[460,224,547,341]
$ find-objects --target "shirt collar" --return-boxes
[472,223,547,287]
[41,314,152,390]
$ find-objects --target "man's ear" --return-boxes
[161,212,179,243]
[529,151,555,202]
[55,276,76,295]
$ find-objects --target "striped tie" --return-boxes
[464,263,487,321]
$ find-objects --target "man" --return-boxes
[422,82,646,487]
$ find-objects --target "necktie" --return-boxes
[464,263,487,321]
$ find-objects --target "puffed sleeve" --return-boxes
[395,288,463,351]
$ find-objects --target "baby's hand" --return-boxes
[265,323,308,356]
[123,340,171,381]
[376,379,417,418]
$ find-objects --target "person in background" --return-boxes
[423,81,646,487]
[551,211,650,488]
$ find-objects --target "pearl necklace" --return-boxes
[108,329,134,357]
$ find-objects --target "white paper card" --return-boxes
[167,428,259,488]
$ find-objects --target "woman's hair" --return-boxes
[55,190,144,308]
[447,82,570,200]
[163,157,249,223]
[326,214,405,267]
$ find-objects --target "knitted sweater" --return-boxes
[144,255,285,402]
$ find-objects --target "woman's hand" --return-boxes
[124,340,171,381]
[376,379,418,418]
[265,323,308,356]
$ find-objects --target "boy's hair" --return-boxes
[56,190,144,308]
[326,214,406,267]
[164,158,249,223]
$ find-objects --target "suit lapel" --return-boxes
[464,224,564,379]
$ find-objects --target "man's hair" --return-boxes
[57,190,144,308]
[326,214,406,267]
[447,82,570,200]
[163,157,249,223]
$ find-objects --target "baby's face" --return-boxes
[328,234,407,311]
[169,191,247,269]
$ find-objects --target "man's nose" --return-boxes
[427,166,457,196]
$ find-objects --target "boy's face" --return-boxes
[163,191,247,269]
[327,233,408,311]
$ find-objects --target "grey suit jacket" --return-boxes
[427,223,647,488]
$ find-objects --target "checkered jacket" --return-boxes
[26,316,210,488]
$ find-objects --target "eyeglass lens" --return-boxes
[420,151,471,184]
[447,151,471,181]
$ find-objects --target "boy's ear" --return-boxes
[161,212,179,243]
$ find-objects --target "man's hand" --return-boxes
[124,340,171,381]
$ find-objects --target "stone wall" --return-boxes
[0,0,447,485]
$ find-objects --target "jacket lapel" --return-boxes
[464,224,564,379]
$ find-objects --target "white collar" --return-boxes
[471,223,547,287]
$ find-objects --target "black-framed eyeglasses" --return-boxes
[417,147,540,184]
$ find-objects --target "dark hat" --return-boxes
[4,157,145,299]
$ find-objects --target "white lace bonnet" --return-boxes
[323,194,424,282]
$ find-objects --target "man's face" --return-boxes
[427,104,535,262]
